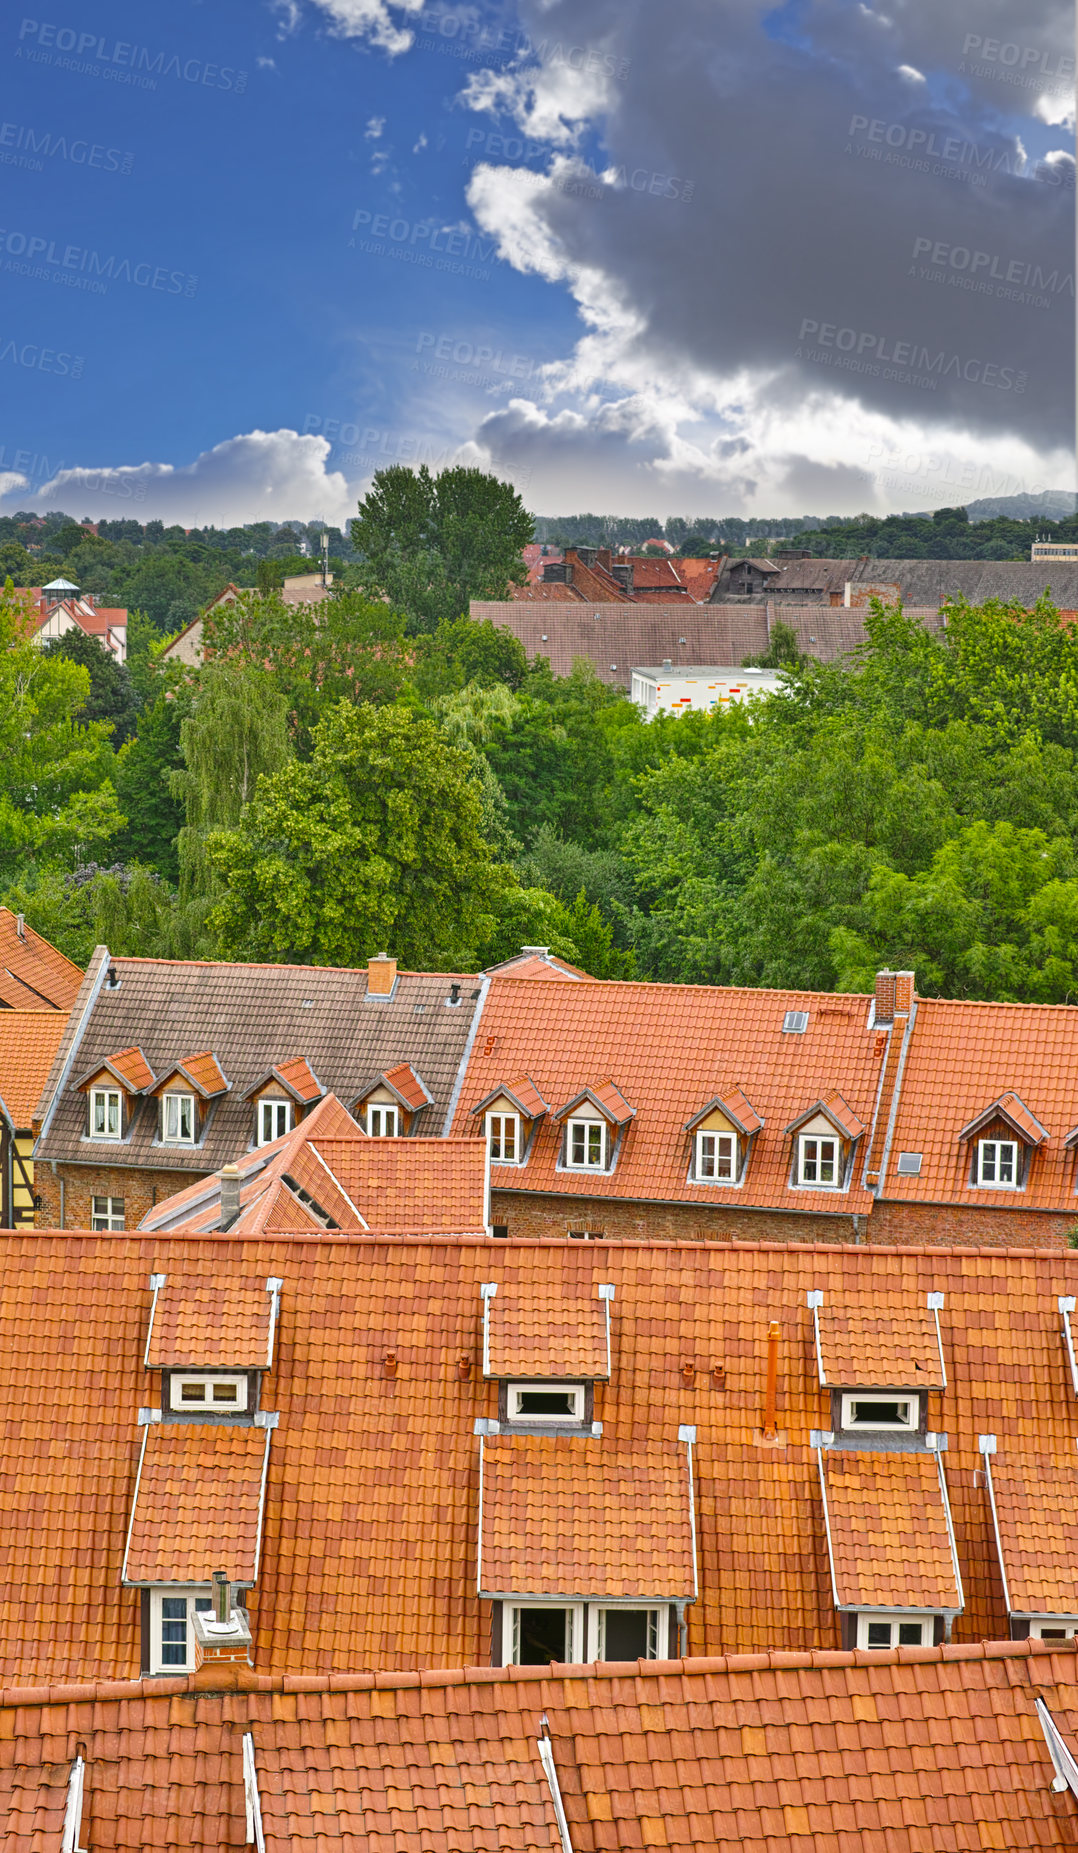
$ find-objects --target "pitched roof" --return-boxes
[483,1281,611,1379]
[958,1089,1050,1145]
[5,1643,1078,1852]
[357,1060,433,1112]
[815,1297,945,1387]
[152,1051,230,1099]
[484,949,592,980]
[471,1074,550,1119]
[987,1450,1078,1616]
[785,1087,866,1140]
[684,1087,763,1136]
[76,1044,155,1093]
[0,906,82,1011]
[123,1423,271,1585]
[38,957,484,1175]
[145,1274,279,1369]
[0,1011,67,1128]
[555,1079,635,1125]
[244,1055,324,1105]
[819,1448,962,1611]
[478,1436,694,1599]
[453,977,885,1212]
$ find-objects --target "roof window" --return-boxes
[782,1009,808,1033]
[896,1151,922,1175]
[169,1372,248,1413]
[506,1382,586,1425]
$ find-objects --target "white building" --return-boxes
[630,662,783,718]
[1031,542,1078,561]
[28,580,128,662]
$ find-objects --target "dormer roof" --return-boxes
[785,1088,865,1142]
[555,1079,635,1125]
[810,1290,946,1389]
[684,1088,763,1137]
[122,1423,272,1587]
[243,1057,324,1106]
[481,1280,613,1380]
[144,1274,281,1371]
[958,1092,1049,1146]
[74,1045,155,1094]
[151,1052,230,1100]
[354,1062,433,1115]
[470,1074,549,1120]
[982,1449,1078,1618]
[817,1448,962,1614]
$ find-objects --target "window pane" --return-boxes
[897,1621,923,1645]
[180,1383,206,1403]
[981,1142,996,1181]
[212,1383,239,1403]
[515,1389,576,1416]
[571,1124,585,1164]
[866,1622,891,1648]
[602,1609,652,1661]
[849,1400,911,1427]
[999,1143,1015,1183]
[699,1135,715,1178]
[517,1608,567,1665]
[716,1135,734,1179]
[587,1124,602,1165]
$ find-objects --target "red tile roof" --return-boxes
[820,1448,961,1611]
[0,907,82,1011]
[555,1079,635,1125]
[684,1088,763,1136]
[485,950,592,980]
[786,1087,866,1141]
[483,1280,611,1379]
[145,1274,278,1369]
[77,1045,155,1094]
[986,1450,1078,1617]
[245,1056,324,1105]
[123,1423,271,1585]
[454,978,885,1213]
[958,1090,1049,1145]
[479,1436,695,1599]
[815,1298,945,1388]
[153,1051,230,1099]
[0,1012,67,1127]
[471,1074,550,1120]
[5,1643,1078,1852]
[375,1060,433,1112]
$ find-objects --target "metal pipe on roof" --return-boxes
[763,1321,780,1440]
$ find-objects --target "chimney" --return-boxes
[14,913,24,941]
[447,981,461,1007]
[191,1572,253,1670]
[367,952,397,996]
[874,971,896,1027]
[219,1163,242,1227]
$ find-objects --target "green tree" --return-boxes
[173,660,292,907]
[741,620,808,670]
[42,629,139,744]
[111,690,190,882]
[351,465,533,631]
[207,701,506,967]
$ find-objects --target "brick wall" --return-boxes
[35,1162,211,1231]
[870,1199,1072,1251]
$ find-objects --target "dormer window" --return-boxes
[151,1587,213,1672]
[685,1091,762,1187]
[506,1381,586,1425]
[799,1134,838,1186]
[169,1373,249,1413]
[258,1098,292,1145]
[858,1612,929,1650]
[471,1078,548,1166]
[487,1111,519,1163]
[840,1392,919,1433]
[367,1104,398,1137]
[568,1118,606,1170]
[697,1130,736,1180]
[977,1139,1017,1187]
[161,1092,196,1145]
[786,1092,864,1193]
[90,1086,122,1139]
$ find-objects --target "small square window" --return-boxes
[782,1010,808,1034]
[506,1382,586,1424]
[169,1373,247,1412]
[896,1151,922,1176]
[257,1098,292,1145]
[839,1393,918,1432]
[162,1093,196,1144]
[506,1603,583,1666]
[487,1111,519,1163]
[857,1612,927,1650]
[150,1587,213,1673]
[567,1119,606,1170]
[89,1087,122,1140]
[595,1606,662,1661]
[367,1103,399,1137]
[977,1138,1019,1187]
[696,1129,737,1181]
[1032,1620,1078,1640]
[91,1195,125,1230]
[798,1134,840,1187]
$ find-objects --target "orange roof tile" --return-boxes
[959,1089,1050,1145]
[307,1136,488,1235]
[0,906,82,1011]
[471,1074,549,1120]
[369,1060,433,1113]
[76,1044,155,1093]
[145,1275,278,1369]
[555,1079,635,1125]
[684,1087,763,1136]
[820,1448,961,1610]
[484,1282,611,1378]
[479,1436,694,1599]
[0,1011,66,1127]
[123,1423,271,1585]
[453,978,885,1211]
[815,1297,945,1387]
[5,1644,1078,1853]
[484,950,591,980]
[786,1087,866,1140]
[245,1055,324,1104]
[153,1051,230,1099]
[987,1450,1078,1616]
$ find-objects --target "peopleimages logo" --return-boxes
[0,229,197,296]
[0,121,134,172]
[16,20,248,91]
[796,318,1027,392]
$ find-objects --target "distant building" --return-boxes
[1032,542,1078,561]
[24,580,128,662]
[161,573,335,668]
[631,663,782,717]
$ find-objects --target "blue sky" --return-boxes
[0,0,1073,522]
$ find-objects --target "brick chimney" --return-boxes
[191,1574,252,1669]
[219,1163,242,1227]
[874,970,915,1027]
[367,952,397,996]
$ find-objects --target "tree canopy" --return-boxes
[350,465,533,631]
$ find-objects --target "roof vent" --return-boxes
[662,657,672,667]
[14,913,24,940]
[219,1163,242,1227]
[896,1151,923,1175]
[446,982,461,1007]
[782,1009,809,1034]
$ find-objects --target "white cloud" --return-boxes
[896,63,925,82]
[365,116,385,137]
[0,430,356,527]
[1035,91,1077,130]
[296,0,426,56]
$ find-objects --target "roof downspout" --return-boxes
[678,1424,699,1601]
[814,1440,841,1609]
[932,1440,964,1615]
[537,1719,575,1853]
[61,1753,87,1853]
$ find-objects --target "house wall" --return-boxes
[35,1161,211,1230]
[870,1199,1072,1250]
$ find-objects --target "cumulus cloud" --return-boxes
[293,0,426,56]
[0,430,355,527]
[447,0,1073,513]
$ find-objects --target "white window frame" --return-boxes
[161,1091,197,1145]
[367,1103,399,1137]
[257,1098,293,1146]
[89,1086,123,1140]
[977,1137,1019,1188]
[90,1195,125,1231]
[566,1117,607,1171]
[505,1601,584,1666]
[487,1110,520,1164]
[856,1611,930,1651]
[695,1129,738,1183]
[797,1132,841,1187]
[149,1585,213,1674]
[1030,1618,1078,1640]
[839,1392,919,1433]
[506,1382,586,1424]
[168,1372,248,1413]
[588,1603,668,1662]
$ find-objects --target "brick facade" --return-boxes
[35,1162,210,1231]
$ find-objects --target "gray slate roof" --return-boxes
[760,558,1078,606]
[35,951,486,1173]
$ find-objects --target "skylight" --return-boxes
[782,1010,809,1034]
